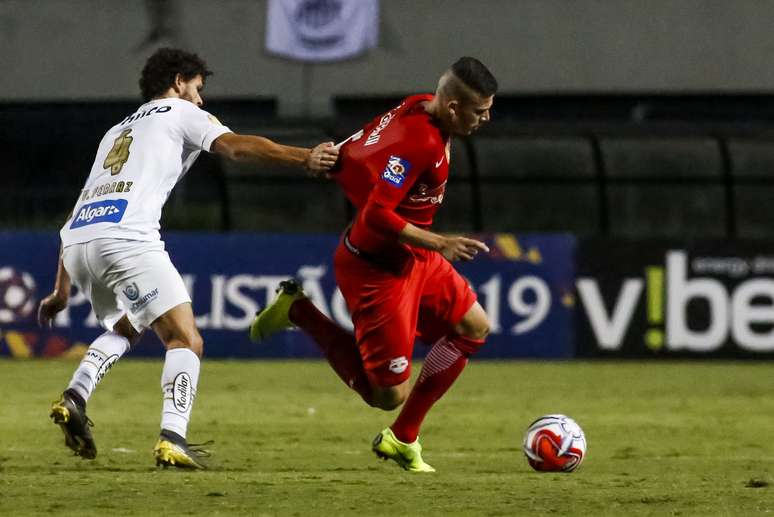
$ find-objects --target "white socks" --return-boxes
[67,331,130,402]
[160,348,200,439]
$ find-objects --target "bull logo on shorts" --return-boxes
[388,356,409,374]
[122,282,140,301]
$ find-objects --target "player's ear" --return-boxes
[446,99,459,119]
[172,73,184,94]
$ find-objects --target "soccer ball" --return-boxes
[0,267,37,323]
[523,414,586,472]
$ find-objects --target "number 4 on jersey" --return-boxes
[104,129,133,175]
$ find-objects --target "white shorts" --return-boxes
[62,239,191,332]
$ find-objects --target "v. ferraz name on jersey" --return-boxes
[80,180,134,202]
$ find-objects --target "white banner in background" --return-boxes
[266,0,379,62]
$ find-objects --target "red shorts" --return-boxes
[334,241,477,387]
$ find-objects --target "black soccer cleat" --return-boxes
[50,390,97,459]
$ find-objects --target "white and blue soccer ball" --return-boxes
[523,414,587,472]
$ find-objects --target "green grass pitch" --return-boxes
[1,359,773,516]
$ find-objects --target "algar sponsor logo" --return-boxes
[70,199,128,229]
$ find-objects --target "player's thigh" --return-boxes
[150,302,203,356]
[101,241,192,335]
[62,242,126,331]
[416,252,480,343]
[335,247,420,388]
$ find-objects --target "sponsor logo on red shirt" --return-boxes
[381,155,412,187]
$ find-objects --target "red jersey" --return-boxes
[334,94,449,259]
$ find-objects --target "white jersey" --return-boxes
[60,98,231,246]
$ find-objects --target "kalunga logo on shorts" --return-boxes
[388,356,409,374]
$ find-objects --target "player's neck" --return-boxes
[424,98,451,134]
[153,88,180,101]
[423,98,441,118]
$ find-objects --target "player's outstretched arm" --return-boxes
[211,133,338,174]
[398,223,489,262]
[38,244,71,328]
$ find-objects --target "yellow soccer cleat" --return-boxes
[50,391,97,459]
[153,430,211,470]
[249,279,306,343]
[372,428,436,473]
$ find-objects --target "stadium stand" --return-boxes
[4,95,774,238]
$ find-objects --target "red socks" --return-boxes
[288,298,373,404]
[390,334,484,444]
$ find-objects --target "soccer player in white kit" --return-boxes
[36,48,339,468]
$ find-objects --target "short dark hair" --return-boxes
[450,57,498,97]
[139,48,212,101]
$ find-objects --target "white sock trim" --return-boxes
[418,337,463,383]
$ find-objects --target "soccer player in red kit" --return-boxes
[251,57,497,472]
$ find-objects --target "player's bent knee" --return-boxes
[455,317,490,341]
[458,319,490,341]
[112,316,143,346]
[166,332,204,357]
[454,303,491,341]
[370,384,409,410]
[472,321,490,340]
[372,393,405,411]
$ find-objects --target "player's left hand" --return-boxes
[306,142,339,178]
[37,291,68,328]
[440,236,490,262]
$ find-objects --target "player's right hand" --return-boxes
[37,291,68,328]
[306,142,339,178]
[440,236,490,262]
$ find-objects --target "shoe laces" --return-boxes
[186,440,214,458]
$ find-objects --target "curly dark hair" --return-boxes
[139,48,213,101]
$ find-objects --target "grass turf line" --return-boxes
[0,359,773,516]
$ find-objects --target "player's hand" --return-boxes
[37,291,68,328]
[440,236,490,262]
[306,142,339,178]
